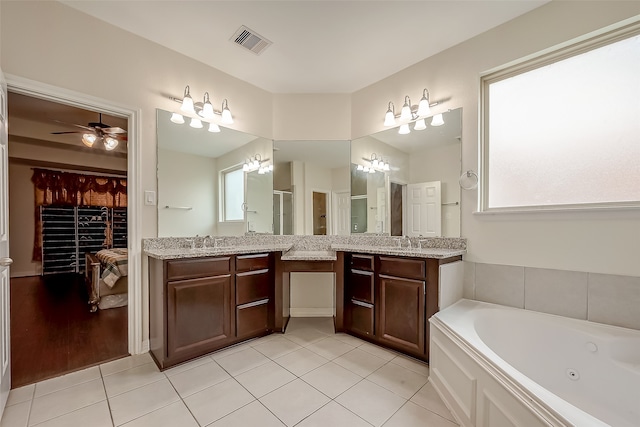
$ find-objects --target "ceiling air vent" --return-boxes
[230,25,272,55]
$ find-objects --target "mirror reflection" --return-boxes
[351,108,462,237]
[156,108,273,237]
[273,140,351,235]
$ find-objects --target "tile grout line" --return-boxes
[163,370,203,427]
[98,366,116,427]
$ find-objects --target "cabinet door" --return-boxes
[378,274,425,355]
[167,275,233,360]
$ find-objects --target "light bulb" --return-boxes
[201,92,215,119]
[431,113,445,126]
[414,118,426,131]
[243,162,249,172]
[372,158,379,168]
[104,137,118,151]
[400,96,412,122]
[180,85,195,114]
[384,162,390,171]
[268,164,274,171]
[170,113,184,124]
[384,102,396,126]
[82,133,97,147]
[190,118,203,128]
[417,89,431,117]
[399,123,410,134]
[357,164,364,171]
[208,122,220,133]
[368,167,376,174]
[221,99,233,124]
[252,159,260,168]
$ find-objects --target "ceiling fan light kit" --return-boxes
[169,85,234,130]
[384,88,444,134]
[51,112,127,151]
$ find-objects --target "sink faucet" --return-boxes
[404,236,412,250]
[203,235,212,248]
[418,239,430,250]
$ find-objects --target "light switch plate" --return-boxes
[144,190,156,206]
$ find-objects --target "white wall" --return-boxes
[157,148,217,238]
[273,94,351,141]
[290,273,335,317]
[331,166,350,193]
[352,1,640,276]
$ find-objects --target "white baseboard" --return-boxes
[290,308,334,317]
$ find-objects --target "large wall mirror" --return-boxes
[273,140,351,235]
[351,108,462,237]
[157,108,273,237]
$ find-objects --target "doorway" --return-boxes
[7,91,130,386]
[390,182,404,236]
[312,191,328,235]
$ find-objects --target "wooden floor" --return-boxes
[10,273,129,388]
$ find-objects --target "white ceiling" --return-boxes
[61,0,548,94]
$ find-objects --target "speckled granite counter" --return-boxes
[281,250,337,261]
[330,244,465,259]
[143,235,466,260]
[144,244,292,260]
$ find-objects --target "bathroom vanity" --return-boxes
[145,237,464,370]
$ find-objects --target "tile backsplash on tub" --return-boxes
[464,261,640,330]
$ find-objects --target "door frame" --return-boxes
[6,74,144,356]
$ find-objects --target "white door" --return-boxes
[407,181,441,237]
[0,68,11,418]
[332,191,350,236]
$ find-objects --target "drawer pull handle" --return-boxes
[237,298,269,309]
[351,299,373,309]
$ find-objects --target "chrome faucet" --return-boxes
[203,235,212,248]
[418,239,430,250]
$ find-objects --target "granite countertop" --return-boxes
[330,244,466,259]
[144,244,293,260]
[281,250,337,261]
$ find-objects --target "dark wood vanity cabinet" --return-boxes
[345,254,375,338]
[344,253,461,361]
[149,253,274,370]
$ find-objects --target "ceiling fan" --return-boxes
[51,113,127,151]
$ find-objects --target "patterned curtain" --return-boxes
[31,168,127,261]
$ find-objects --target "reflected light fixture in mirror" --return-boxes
[169,85,233,128]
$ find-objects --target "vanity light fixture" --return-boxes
[431,113,445,126]
[384,88,442,134]
[170,85,234,128]
[242,154,272,174]
[356,154,391,173]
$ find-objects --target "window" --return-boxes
[222,167,244,221]
[481,26,640,211]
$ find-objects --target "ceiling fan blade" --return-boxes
[52,119,94,132]
[102,127,126,134]
[50,131,84,135]
[106,133,128,141]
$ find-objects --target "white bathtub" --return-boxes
[429,299,640,427]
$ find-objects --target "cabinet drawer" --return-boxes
[378,256,425,280]
[348,269,374,304]
[236,269,270,305]
[236,253,270,272]
[237,300,269,338]
[350,254,374,271]
[167,257,232,281]
[347,299,374,338]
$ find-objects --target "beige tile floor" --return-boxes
[1,318,458,427]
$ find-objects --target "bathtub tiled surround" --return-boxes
[464,261,640,330]
[1,318,458,427]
